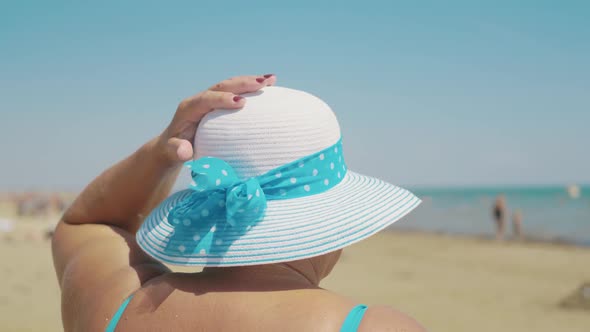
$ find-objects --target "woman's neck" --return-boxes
[201,250,342,289]
[202,262,322,289]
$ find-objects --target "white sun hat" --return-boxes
[136,86,420,266]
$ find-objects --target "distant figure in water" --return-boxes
[512,209,523,240]
[492,195,506,240]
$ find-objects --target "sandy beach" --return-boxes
[1,210,589,332]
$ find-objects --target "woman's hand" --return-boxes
[158,74,276,165]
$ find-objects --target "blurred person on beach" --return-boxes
[51,75,425,332]
[512,209,523,241]
[492,195,506,240]
[15,192,50,217]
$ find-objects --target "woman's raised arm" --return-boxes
[61,74,276,234]
[51,75,276,332]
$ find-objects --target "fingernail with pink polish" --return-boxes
[263,74,274,78]
[233,96,244,102]
[256,77,266,83]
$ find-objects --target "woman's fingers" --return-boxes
[263,74,277,87]
[178,74,277,120]
[209,74,276,94]
[178,90,244,122]
[166,74,277,162]
[198,90,246,109]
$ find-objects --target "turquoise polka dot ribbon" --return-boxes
[164,138,347,255]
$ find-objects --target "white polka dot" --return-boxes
[275,172,282,178]
[187,164,192,169]
[211,225,216,232]
[218,200,225,207]
[238,209,245,213]
[324,179,329,185]
[215,179,221,186]
[193,234,201,241]
[312,169,318,176]
[172,218,180,224]
[330,162,334,170]
[221,169,228,176]
[279,189,287,196]
[338,171,341,178]
[290,177,297,184]
[182,219,191,226]
[319,153,325,160]
[215,239,223,245]
[255,189,260,197]
[178,245,186,252]
[201,209,209,217]
[304,185,311,192]
[339,156,342,162]
[203,164,210,169]
[298,161,305,168]
[190,180,197,186]
[199,249,206,255]
[335,147,338,153]
[247,194,253,200]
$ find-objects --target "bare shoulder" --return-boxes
[358,305,427,332]
[52,221,170,331]
[292,291,427,332]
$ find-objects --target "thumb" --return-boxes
[166,137,194,163]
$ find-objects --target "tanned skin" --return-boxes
[52,74,426,332]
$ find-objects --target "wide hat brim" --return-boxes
[137,170,420,267]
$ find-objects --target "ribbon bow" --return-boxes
[166,138,346,235]
[167,157,267,230]
[162,139,347,256]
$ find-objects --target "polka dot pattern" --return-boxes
[260,139,346,200]
[134,86,423,267]
[137,170,421,266]
[163,139,347,257]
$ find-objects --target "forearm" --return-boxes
[62,136,182,233]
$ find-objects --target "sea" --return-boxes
[392,186,590,246]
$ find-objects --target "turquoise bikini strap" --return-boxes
[105,294,134,332]
[340,304,368,332]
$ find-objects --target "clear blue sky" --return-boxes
[1,0,588,190]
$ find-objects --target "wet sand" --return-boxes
[1,213,589,331]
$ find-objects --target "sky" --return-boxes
[1,0,589,190]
